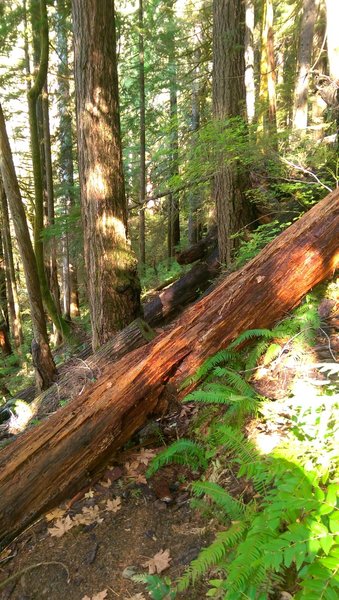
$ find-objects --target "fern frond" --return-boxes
[176,521,247,592]
[228,329,275,350]
[146,439,207,477]
[191,480,245,520]
[221,368,256,397]
[183,389,231,404]
[245,339,271,371]
[180,348,240,388]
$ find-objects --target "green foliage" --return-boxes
[146,438,208,478]
[147,293,338,599]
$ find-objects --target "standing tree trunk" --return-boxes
[42,79,63,345]
[0,229,12,356]
[293,0,319,131]
[0,104,56,389]
[213,0,254,266]
[56,0,80,320]
[245,0,255,123]
[258,0,277,135]
[325,0,339,81]
[167,0,180,260]
[139,0,146,270]
[72,0,141,350]
[28,0,71,340]
[188,43,203,246]
[0,176,23,348]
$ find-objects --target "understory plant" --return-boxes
[145,293,339,599]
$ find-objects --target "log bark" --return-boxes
[175,226,217,265]
[0,190,338,549]
[144,249,220,325]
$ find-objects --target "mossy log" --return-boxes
[0,189,338,549]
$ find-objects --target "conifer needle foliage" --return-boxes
[146,294,339,599]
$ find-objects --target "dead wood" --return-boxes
[0,189,338,549]
[175,226,217,265]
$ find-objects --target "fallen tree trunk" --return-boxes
[144,249,220,325]
[175,225,217,265]
[0,190,338,549]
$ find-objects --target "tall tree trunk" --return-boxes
[293,0,319,131]
[258,0,277,135]
[56,0,80,320]
[325,0,339,80]
[188,44,202,246]
[72,0,141,350]
[0,176,23,348]
[213,0,254,266]
[42,79,63,345]
[0,104,56,389]
[167,0,180,260]
[0,228,12,356]
[245,0,255,123]
[28,0,71,340]
[139,0,146,270]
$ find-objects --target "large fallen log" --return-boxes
[0,190,338,549]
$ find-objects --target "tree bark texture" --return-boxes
[0,103,57,390]
[326,0,339,81]
[258,0,277,134]
[293,0,319,131]
[139,0,146,268]
[72,0,141,349]
[0,189,338,548]
[213,0,254,266]
[245,0,255,123]
[0,177,23,348]
[57,0,80,320]
[0,229,12,356]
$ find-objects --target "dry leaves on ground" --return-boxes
[73,505,103,526]
[143,548,172,574]
[125,594,146,600]
[105,497,121,513]
[48,515,74,538]
[82,590,107,600]
[45,508,66,522]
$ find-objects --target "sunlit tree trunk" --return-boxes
[293,0,319,131]
[0,176,23,348]
[72,0,141,349]
[213,0,254,266]
[139,0,146,270]
[0,104,56,389]
[245,0,255,123]
[325,0,339,80]
[258,0,277,135]
[56,0,80,320]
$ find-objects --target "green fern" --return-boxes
[191,480,245,520]
[227,328,275,350]
[177,521,247,592]
[146,439,207,477]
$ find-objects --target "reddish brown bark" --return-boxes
[0,190,338,549]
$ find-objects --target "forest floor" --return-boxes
[0,295,338,600]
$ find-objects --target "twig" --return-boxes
[280,157,333,193]
[0,561,70,590]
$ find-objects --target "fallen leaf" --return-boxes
[136,448,157,465]
[85,489,95,499]
[73,505,103,526]
[48,515,74,537]
[105,497,122,513]
[45,508,66,522]
[143,549,172,574]
[99,478,112,488]
[125,594,146,600]
[82,591,107,600]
